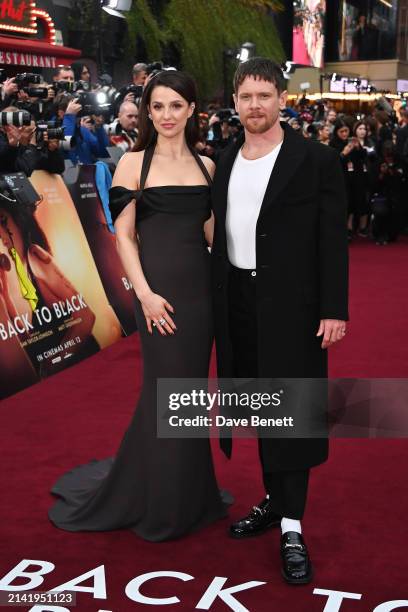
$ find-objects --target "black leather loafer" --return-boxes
[229,498,281,538]
[280,531,313,584]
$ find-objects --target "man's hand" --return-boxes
[43,131,59,152]
[5,125,20,147]
[123,92,135,103]
[65,98,82,115]
[19,122,36,146]
[80,115,94,131]
[2,77,18,98]
[45,84,56,101]
[92,113,104,128]
[316,319,347,349]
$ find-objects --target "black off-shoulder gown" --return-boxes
[48,145,229,542]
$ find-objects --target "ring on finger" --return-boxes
[159,317,166,326]
[152,322,157,327]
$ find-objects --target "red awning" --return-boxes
[0,35,81,68]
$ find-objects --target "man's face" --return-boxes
[233,76,287,135]
[119,105,138,131]
[327,110,337,124]
[55,69,74,83]
[133,71,147,86]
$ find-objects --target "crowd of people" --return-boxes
[0,61,148,174]
[281,98,408,245]
[1,61,407,246]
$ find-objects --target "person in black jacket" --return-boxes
[212,58,348,585]
[0,108,64,176]
[330,119,369,239]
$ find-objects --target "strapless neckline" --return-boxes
[142,185,210,191]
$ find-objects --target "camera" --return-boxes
[146,61,163,77]
[216,108,234,122]
[0,110,31,127]
[0,172,41,207]
[15,73,42,87]
[23,87,49,99]
[0,68,6,84]
[52,80,76,94]
[15,100,43,121]
[35,120,65,147]
[76,79,91,92]
[76,91,111,116]
[119,84,143,99]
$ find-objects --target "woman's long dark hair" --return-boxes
[71,62,90,83]
[0,200,51,255]
[134,70,200,152]
[329,118,350,147]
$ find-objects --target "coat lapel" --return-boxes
[213,123,307,252]
[257,122,307,221]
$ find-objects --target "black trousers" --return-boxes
[228,265,309,520]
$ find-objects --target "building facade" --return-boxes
[284,0,408,95]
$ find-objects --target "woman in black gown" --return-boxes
[48,71,229,542]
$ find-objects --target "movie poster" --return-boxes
[0,171,122,400]
[293,0,326,68]
[65,164,138,336]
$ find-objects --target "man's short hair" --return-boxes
[132,62,147,76]
[233,57,286,94]
[54,66,72,78]
[119,101,138,115]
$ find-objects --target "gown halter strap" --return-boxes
[139,141,213,189]
[108,142,212,225]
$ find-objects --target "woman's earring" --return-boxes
[148,113,152,120]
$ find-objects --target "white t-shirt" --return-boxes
[226,142,283,269]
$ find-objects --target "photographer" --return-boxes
[0,107,64,176]
[1,77,19,110]
[59,95,109,164]
[2,73,56,121]
[371,142,405,245]
[106,101,138,153]
[52,66,74,83]
[132,63,147,86]
[207,109,241,154]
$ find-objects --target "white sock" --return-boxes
[281,517,302,535]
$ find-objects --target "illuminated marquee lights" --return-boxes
[0,1,56,45]
[32,8,56,44]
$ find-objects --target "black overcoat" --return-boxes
[211,122,349,471]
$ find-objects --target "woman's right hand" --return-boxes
[341,142,354,156]
[140,292,176,336]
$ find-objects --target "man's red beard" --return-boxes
[244,114,274,134]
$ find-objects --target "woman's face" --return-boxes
[337,126,350,140]
[149,86,194,140]
[355,124,367,139]
[80,66,90,82]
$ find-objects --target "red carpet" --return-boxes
[1,237,408,611]
[293,28,310,66]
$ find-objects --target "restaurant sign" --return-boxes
[0,1,38,35]
[0,49,58,67]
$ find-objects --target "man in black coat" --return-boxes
[211,58,348,584]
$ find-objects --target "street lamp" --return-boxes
[101,0,132,18]
[236,42,256,63]
[223,42,256,106]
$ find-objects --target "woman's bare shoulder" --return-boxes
[198,154,216,178]
[112,151,144,189]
